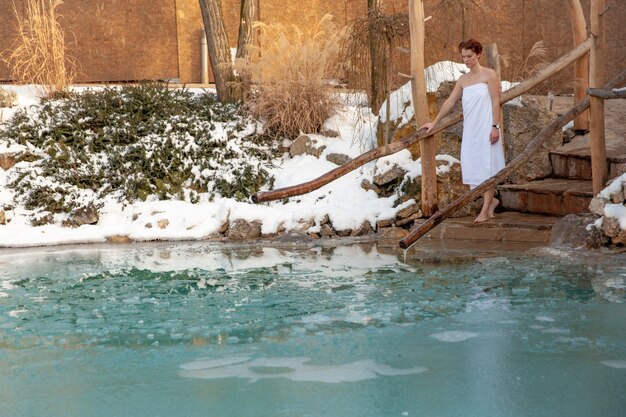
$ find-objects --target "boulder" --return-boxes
[436,164,479,217]
[320,223,335,237]
[157,219,169,229]
[549,214,598,247]
[0,210,5,225]
[361,179,381,195]
[290,135,326,158]
[107,235,132,244]
[502,97,563,184]
[227,219,262,240]
[396,203,421,220]
[376,226,409,240]
[601,216,621,238]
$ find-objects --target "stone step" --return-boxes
[498,178,593,216]
[415,211,558,244]
[550,134,626,180]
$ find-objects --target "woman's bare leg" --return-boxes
[474,188,498,223]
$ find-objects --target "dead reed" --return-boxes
[238,14,343,138]
[3,0,76,97]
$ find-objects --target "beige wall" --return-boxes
[0,0,624,91]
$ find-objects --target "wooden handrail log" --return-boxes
[251,37,592,204]
[398,68,626,250]
[587,87,626,99]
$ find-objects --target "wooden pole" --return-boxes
[251,38,592,204]
[409,0,437,216]
[568,0,590,132]
[589,0,607,195]
[398,68,626,250]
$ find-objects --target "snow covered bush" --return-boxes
[0,84,279,224]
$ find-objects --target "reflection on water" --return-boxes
[0,241,625,417]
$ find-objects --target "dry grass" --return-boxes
[0,87,18,107]
[3,0,76,97]
[237,14,343,138]
[502,40,548,82]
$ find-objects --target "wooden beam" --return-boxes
[568,0,590,131]
[587,88,626,99]
[251,38,592,204]
[590,0,607,195]
[409,0,437,216]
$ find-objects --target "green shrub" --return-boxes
[1,83,279,223]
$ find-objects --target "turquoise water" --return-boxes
[0,242,625,417]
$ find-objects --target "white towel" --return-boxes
[460,83,505,188]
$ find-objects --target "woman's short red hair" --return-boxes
[458,39,483,55]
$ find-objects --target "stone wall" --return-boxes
[0,0,624,90]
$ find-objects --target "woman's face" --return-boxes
[461,48,480,69]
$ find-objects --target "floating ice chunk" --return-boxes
[535,315,556,322]
[8,308,28,317]
[180,356,426,383]
[430,331,478,342]
[600,360,626,369]
[541,327,570,334]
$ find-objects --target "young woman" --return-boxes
[421,39,505,223]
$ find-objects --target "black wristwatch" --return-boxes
[492,124,500,129]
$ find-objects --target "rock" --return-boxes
[549,214,598,247]
[0,210,5,225]
[562,128,576,144]
[610,190,625,204]
[436,164,478,217]
[611,230,626,245]
[586,225,610,248]
[326,153,350,165]
[320,127,340,138]
[336,229,351,237]
[377,218,395,228]
[361,179,381,194]
[62,204,99,228]
[601,216,621,238]
[0,153,16,171]
[396,212,422,227]
[351,221,373,236]
[107,235,132,244]
[0,87,17,107]
[320,223,335,237]
[290,135,326,158]
[503,97,563,183]
[396,203,421,220]
[132,213,141,221]
[376,226,409,240]
[373,164,406,186]
[157,219,169,229]
[219,220,229,235]
[145,222,153,228]
[227,219,262,240]
[589,197,607,216]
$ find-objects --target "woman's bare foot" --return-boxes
[488,198,499,219]
[474,213,491,223]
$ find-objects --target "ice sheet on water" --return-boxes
[430,331,478,342]
[600,360,626,369]
[180,356,426,383]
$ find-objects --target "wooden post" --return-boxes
[590,0,607,195]
[568,0,590,132]
[409,0,436,216]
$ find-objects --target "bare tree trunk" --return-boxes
[199,0,241,103]
[368,0,386,115]
[236,0,259,60]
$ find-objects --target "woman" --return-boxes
[421,39,505,223]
